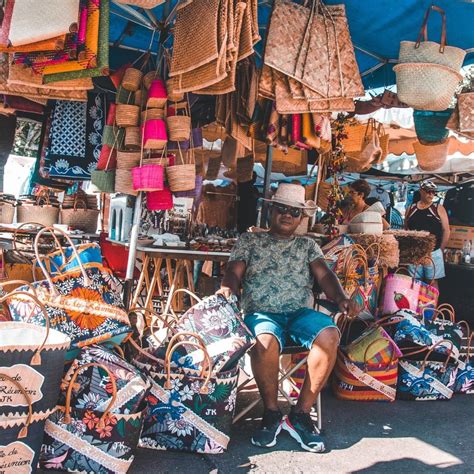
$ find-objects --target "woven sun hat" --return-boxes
[264,183,317,217]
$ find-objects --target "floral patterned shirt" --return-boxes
[229,232,324,314]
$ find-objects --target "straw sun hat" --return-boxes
[264,183,317,217]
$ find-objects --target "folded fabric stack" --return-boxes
[0,0,109,104]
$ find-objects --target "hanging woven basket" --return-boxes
[117,150,141,170]
[143,119,168,150]
[143,70,162,89]
[167,164,196,192]
[116,104,140,127]
[147,186,173,211]
[132,164,165,192]
[458,92,474,132]
[91,169,116,193]
[121,68,143,91]
[413,109,452,143]
[141,108,165,123]
[147,79,168,108]
[394,63,462,111]
[115,169,138,196]
[414,140,449,171]
[124,127,141,150]
[167,78,184,102]
[167,115,191,142]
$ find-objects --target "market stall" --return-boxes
[0,0,473,471]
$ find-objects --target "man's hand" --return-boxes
[216,286,234,300]
[337,298,360,318]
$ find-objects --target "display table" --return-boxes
[108,240,231,311]
[439,263,474,325]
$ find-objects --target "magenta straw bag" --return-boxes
[147,187,173,211]
[143,118,167,150]
[147,79,168,108]
[132,164,164,191]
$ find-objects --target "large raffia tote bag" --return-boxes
[7,227,131,360]
[139,333,240,454]
[0,291,70,418]
[399,5,466,71]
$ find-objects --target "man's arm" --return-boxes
[217,260,247,299]
[438,204,450,251]
[310,257,359,317]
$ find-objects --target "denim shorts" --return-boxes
[408,248,446,280]
[244,307,340,352]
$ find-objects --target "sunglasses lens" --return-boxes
[274,204,301,218]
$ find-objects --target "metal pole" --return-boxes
[123,192,142,308]
[260,145,273,227]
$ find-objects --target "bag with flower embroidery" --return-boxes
[40,363,144,473]
[454,333,474,394]
[166,290,254,372]
[7,228,131,360]
[139,333,239,454]
[60,345,150,415]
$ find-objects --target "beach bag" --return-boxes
[0,291,70,417]
[17,192,59,227]
[0,373,50,474]
[40,363,144,473]
[8,228,131,360]
[422,307,464,354]
[61,345,150,415]
[60,199,99,234]
[458,92,474,133]
[380,268,422,314]
[139,335,239,454]
[454,333,474,394]
[166,290,255,371]
[397,341,458,401]
[333,337,400,402]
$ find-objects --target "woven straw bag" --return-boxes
[134,89,144,107]
[413,109,452,143]
[115,169,138,196]
[17,193,59,226]
[0,203,15,224]
[121,68,144,92]
[166,78,184,102]
[414,140,449,171]
[458,92,474,132]
[167,145,196,192]
[393,63,462,111]
[124,127,141,150]
[341,122,368,153]
[117,150,141,170]
[143,71,162,89]
[116,104,140,127]
[398,6,466,71]
[375,122,389,164]
[91,170,115,193]
[141,108,165,123]
[167,115,191,142]
[60,200,99,233]
[446,105,474,140]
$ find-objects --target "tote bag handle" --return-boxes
[415,5,447,53]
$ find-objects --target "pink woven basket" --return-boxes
[147,79,168,108]
[132,164,165,191]
[143,119,168,150]
[147,186,173,211]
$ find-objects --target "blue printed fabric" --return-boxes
[454,358,474,394]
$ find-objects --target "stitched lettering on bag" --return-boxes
[0,441,34,474]
[0,365,44,406]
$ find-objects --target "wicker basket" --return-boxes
[124,127,141,150]
[17,204,59,226]
[132,164,165,192]
[0,203,15,224]
[414,140,449,171]
[117,150,141,170]
[393,63,462,111]
[134,89,144,107]
[413,109,452,143]
[167,78,184,102]
[399,41,466,71]
[143,71,162,89]
[115,169,138,196]
[341,122,367,153]
[141,108,165,123]
[143,119,168,150]
[116,104,140,127]
[458,92,474,133]
[167,115,191,141]
[91,169,116,193]
[167,164,196,192]
[121,68,143,92]
[60,200,99,233]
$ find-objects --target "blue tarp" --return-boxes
[109,0,474,90]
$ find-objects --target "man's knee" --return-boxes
[311,327,339,354]
[251,333,280,358]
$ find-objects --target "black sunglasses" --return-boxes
[423,189,437,195]
[272,203,302,218]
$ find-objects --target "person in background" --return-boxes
[342,179,390,229]
[405,179,450,290]
[237,172,260,234]
[218,183,358,453]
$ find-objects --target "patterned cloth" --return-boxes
[229,232,323,314]
[46,93,106,180]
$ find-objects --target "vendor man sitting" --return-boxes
[218,183,357,453]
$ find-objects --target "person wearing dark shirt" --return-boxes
[405,180,450,290]
[237,172,259,234]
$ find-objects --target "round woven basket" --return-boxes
[414,140,449,171]
[0,203,15,224]
[121,68,143,92]
[143,119,168,150]
[115,169,138,196]
[166,78,184,102]
[393,63,462,111]
[124,127,141,150]
[167,164,196,192]
[167,115,191,141]
[117,150,141,170]
[141,108,165,123]
[399,41,466,71]
[116,104,140,127]
[413,109,452,143]
[134,89,144,107]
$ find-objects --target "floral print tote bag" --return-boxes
[454,334,474,394]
